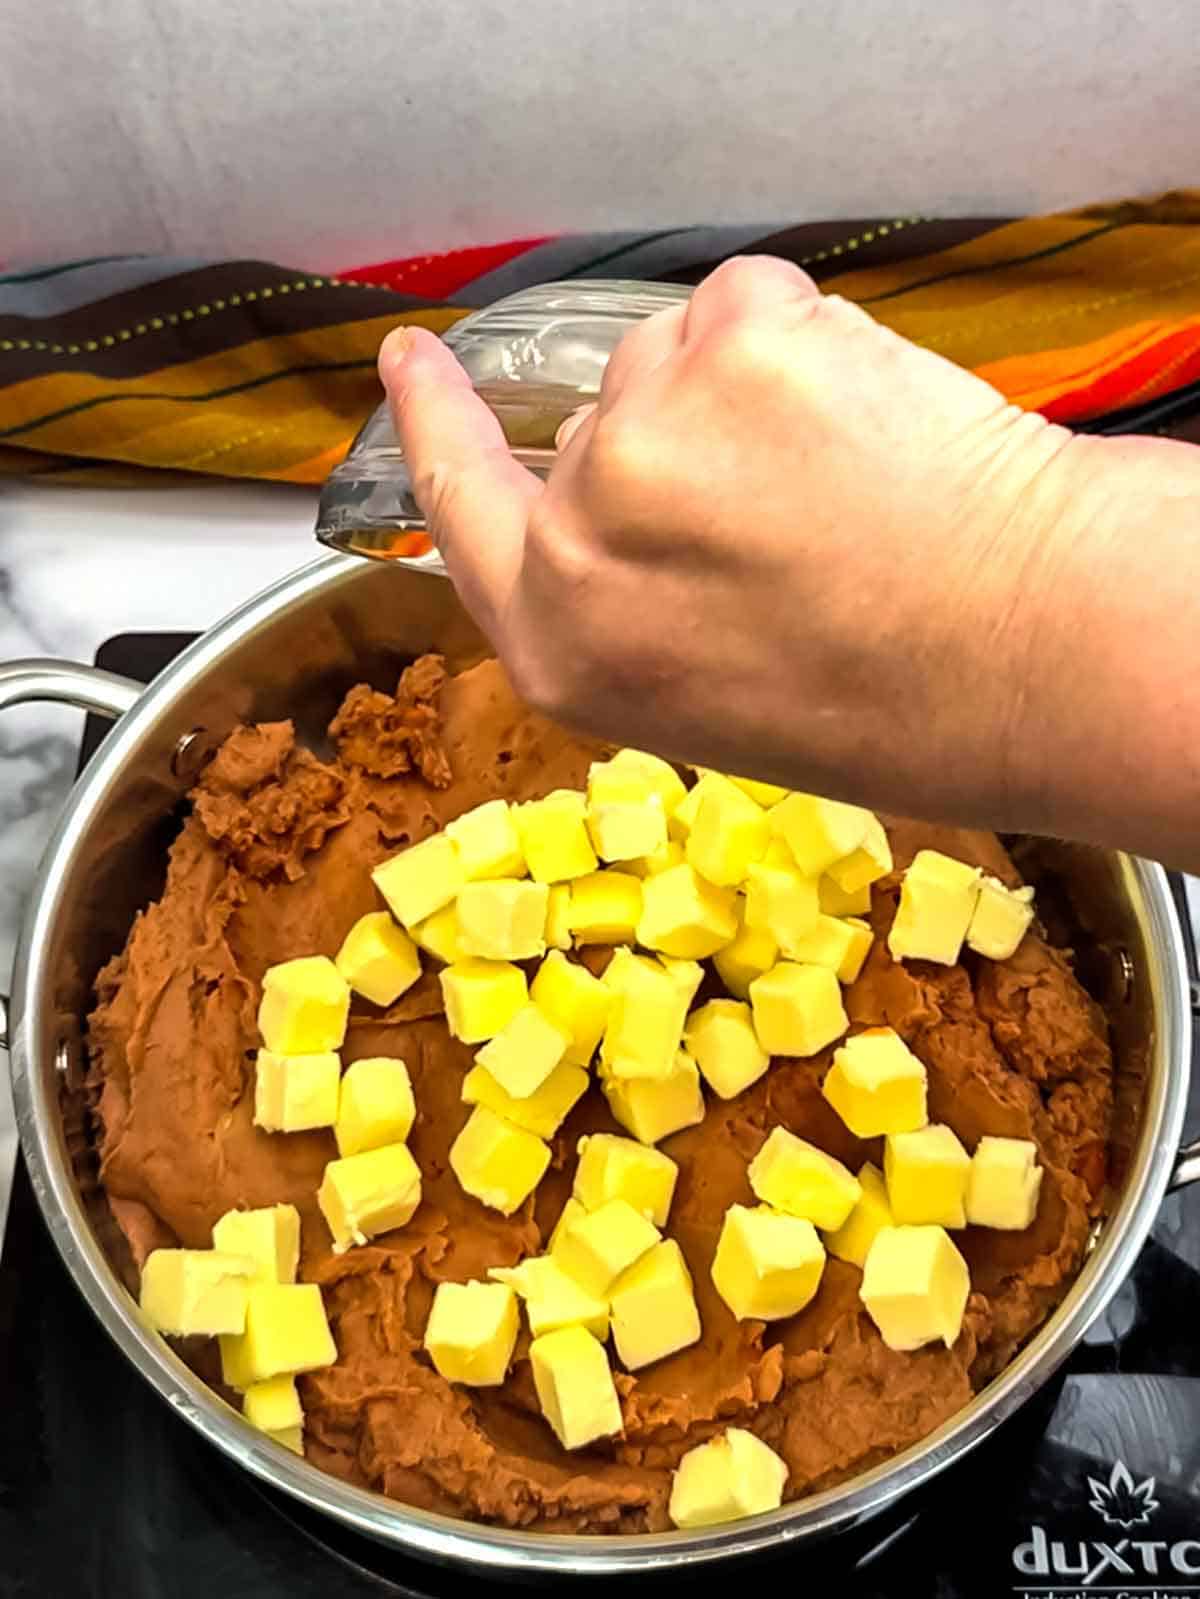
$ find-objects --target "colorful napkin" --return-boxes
[3,191,1200,489]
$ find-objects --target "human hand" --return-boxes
[378,256,1195,859]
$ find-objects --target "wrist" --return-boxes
[994,428,1200,865]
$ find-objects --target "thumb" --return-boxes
[379,326,538,641]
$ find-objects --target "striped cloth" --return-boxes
[3,192,1200,489]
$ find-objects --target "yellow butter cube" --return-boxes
[140,1249,254,1337]
[637,863,738,959]
[967,876,1036,960]
[410,901,464,965]
[212,1204,300,1286]
[462,1059,588,1139]
[600,942,670,994]
[586,791,668,865]
[573,1132,679,1227]
[243,1374,303,1433]
[748,1127,862,1232]
[423,1279,520,1386]
[885,1124,971,1229]
[657,954,705,1006]
[669,1427,788,1529]
[669,771,725,840]
[825,814,893,895]
[860,1225,970,1351]
[254,1050,341,1134]
[684,998,770,1100]
[530,949,611,1067]
[445,798,525,880]
[600,947,689,1080]
[824,1162,894,1268]
[777,913,873,983]
[888,849,982,966]
[604,748,689,817]
[568,869,643,945]
[761,835,798,869]
[625,838,687,878]
[474,1003,569,1099]
[371,833,464,930]
[711,1204,826,1321]
[318,1140,422,1252]
[839,918,874,982]
[456,878,548,962]
[712,902,779,999]
[768,792,872,877]
[516,790,598,883]
[548,1196,588,1256]
[449,1105,550,1215]
[257,956,350,1055]
[602,1049,706,1146]
[217,1283,337,1388]
[726,774,790,808]
[270,1425,305,1455]
[529,1325,623,1450]
[609,1239,701,1370]
[554,1197,661,1297]
[489,1254,609,1340]
[587,755,655,807]
[439,958,528,1044]
[965,1136,1044,1229]
[545,883,573,950]
[334,1056,416,1157]
[743,860,820,953]
[818,874,872,917]
[748,963,849,1058]
[334,911,421,1008]
[686,775,770,887]
[822,1028,928,1138]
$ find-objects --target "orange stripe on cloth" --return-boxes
[976,313,1200,421]
[826,194,1200,372]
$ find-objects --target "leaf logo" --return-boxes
[1087,1460,1159,1528]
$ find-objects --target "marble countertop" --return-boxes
[2,478,1196,1239]
[0,476,320,1231]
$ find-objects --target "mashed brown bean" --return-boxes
[88,658,1112,1533]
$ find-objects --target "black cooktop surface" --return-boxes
[2,632,1198,1599]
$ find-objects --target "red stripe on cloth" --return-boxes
[337,236,555,299]
[1039,328,1200,423]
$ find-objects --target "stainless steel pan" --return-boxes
[3,553,1197,1577]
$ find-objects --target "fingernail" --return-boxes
[378,327,416,384]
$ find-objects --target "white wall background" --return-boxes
[1,0,1195,270]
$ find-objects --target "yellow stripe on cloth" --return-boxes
[0,308,464,481]
[825,194,1200,371]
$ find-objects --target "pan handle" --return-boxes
[0,659,141,1051]
[1171,1141,1200,1192]
[0,658,141,721]
[1167,977,1200,1192]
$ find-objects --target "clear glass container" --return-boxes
[314,279,692,563]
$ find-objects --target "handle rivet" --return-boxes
[170,728,213,782]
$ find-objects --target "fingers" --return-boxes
[379,327,538,638]
[598,301,688,407]
[683,255,819,343]
[555,402,597,453]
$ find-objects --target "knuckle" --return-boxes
[705,254,773,292]
[811,292,874,335]
[583,410,657,500]
[526,500,594,590]
[703,318,783,387]
[506,644,573,723]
